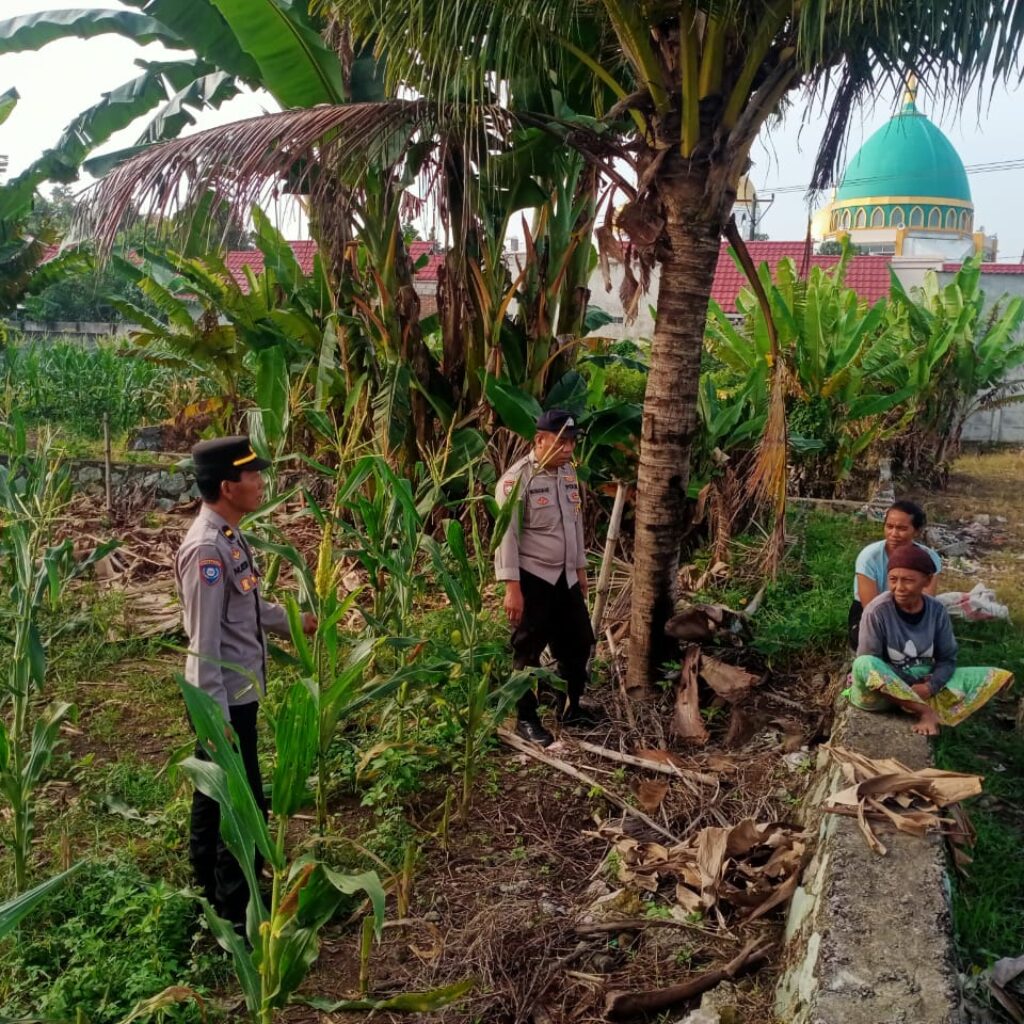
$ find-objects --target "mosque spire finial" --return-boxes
[902,73,919,112]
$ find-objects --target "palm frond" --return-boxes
[81,101,518,256]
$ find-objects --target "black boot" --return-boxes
[516,716,554,746]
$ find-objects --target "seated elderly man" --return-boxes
[850,545,1013,736]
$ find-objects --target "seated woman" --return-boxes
[849,500,941,649]
[850,545,1013,736]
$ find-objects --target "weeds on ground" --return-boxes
[0,858,225,1023]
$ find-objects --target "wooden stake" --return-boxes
[591,481,627,637]
[102,412,113,513]
[497,727,683,845]
[573,739,718,788]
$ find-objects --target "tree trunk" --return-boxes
[626,165,724,696]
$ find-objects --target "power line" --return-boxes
[761,158,1024,196]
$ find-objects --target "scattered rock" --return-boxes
[130,425,166,451]
[77,465,103,485]
[156,472,186,497]
[673,1009,721,1024]
[699,979,743,1023]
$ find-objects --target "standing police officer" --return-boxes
[175,435,315,924]
[495,410,596,746]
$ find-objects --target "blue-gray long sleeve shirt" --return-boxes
[856,591,957,695]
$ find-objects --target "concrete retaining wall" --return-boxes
[775,693,962,1024]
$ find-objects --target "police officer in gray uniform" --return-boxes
[495,410,596,746]
[175,435,315,923]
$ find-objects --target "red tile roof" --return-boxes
[223,239,445,292]
[710,241,893,313]
[941,262,1024,274]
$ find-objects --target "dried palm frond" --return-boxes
[80,102,520,257]
[724,217,789,576]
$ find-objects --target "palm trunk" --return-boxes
[626,166,723,696]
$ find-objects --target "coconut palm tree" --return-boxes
[77,0,1024,693]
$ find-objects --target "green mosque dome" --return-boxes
[836,93,971,204]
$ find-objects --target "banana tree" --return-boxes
[109,207,341,444]
[891,257,1024,477]
[706,251,917,494]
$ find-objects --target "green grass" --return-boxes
[707,510,875,666]
[934,619,1024,969]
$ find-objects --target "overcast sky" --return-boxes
[3,0,1024,260]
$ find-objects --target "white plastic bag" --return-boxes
[937,583,1010,622]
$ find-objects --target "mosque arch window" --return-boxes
[855,208,867,228]
[842,209,852,230]
[927,207,942,229]
[946,209,958,230]
[891,208,905,228]
[870,207,885,227]
[960,210,971,232]
[909,206,924,227]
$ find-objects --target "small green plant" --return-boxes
[673,945,697,968]
[643,902,674,921]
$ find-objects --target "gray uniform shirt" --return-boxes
[857,591,957,694]
[494,453,587,586]
[175,504,289,719]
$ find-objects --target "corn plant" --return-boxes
[422,517,532,818]
[0,423,115,890]
[179,681,386,1024]
[247,488,424,835]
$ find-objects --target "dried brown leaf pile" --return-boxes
[824,744,982,856]
[594,818,809,926]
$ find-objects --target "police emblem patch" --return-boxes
[231,548,242,560]
[535,495,550,506]
[199,558,223,586]
[239,575,258,592]
[503,479,515,496]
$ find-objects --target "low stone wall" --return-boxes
[69,459,197,511]
[775,692,961,1024]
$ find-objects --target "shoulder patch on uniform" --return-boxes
[199,558,223,586]
[220,524,234,539]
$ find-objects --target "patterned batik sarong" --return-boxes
[847,654,1013,726]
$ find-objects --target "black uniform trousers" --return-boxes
[189,701,267,924]
[512,570,595,721]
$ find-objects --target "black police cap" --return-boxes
[535,408,580,437]
[191,436,271,478]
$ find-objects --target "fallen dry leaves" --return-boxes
[824,745,983,856]
[593,818,809,926]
